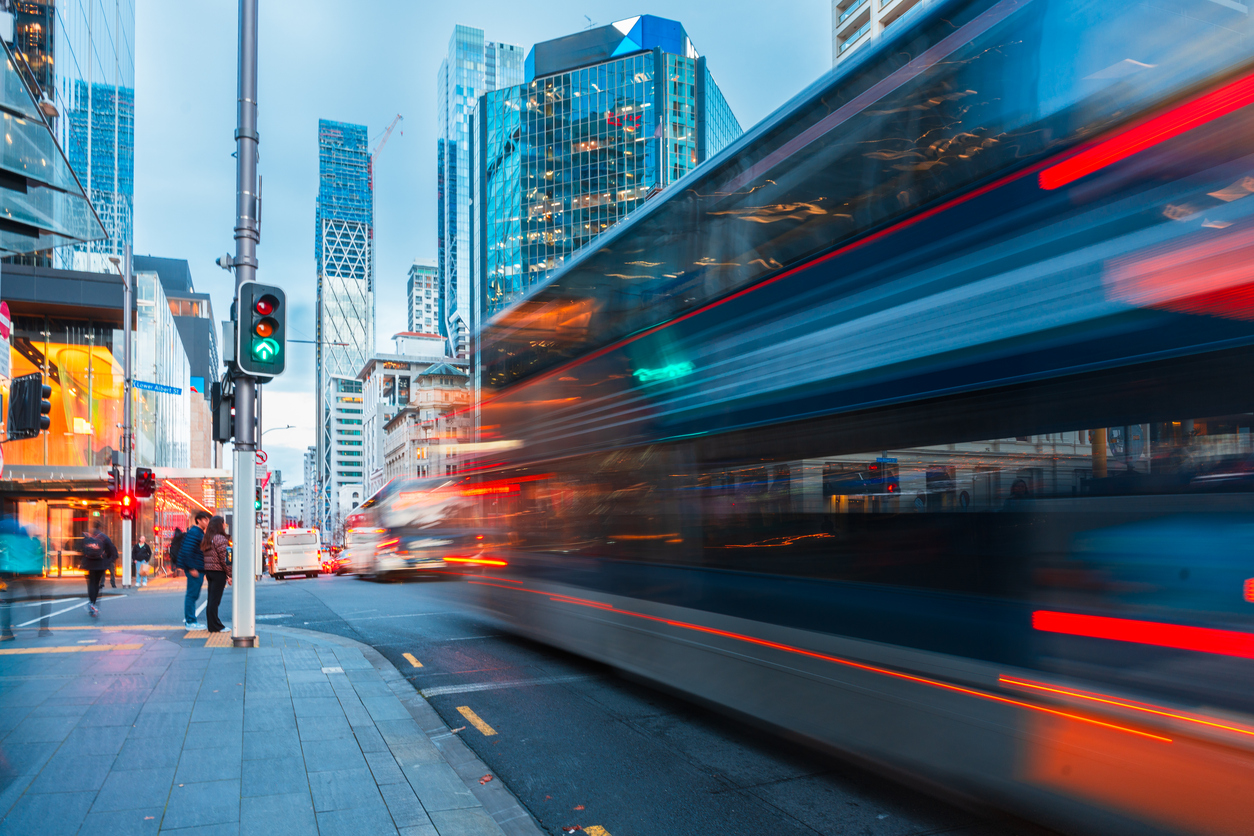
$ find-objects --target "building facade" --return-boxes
[4,1,137,271]
[282,485,303,528]
[832,0,929,63]
[407,260,438,334]
[316,119,374,535]
[358,347,467,496]
[471,15,741,322]
[382,364,472,483]
[133,269,190,468]
[437,25,524,359]
[302,445,317,531]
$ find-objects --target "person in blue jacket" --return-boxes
[177,511,210,630]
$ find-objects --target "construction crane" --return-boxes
[368,115,403,190]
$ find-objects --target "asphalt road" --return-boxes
[24,574,1046,836]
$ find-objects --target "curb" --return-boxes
[259,625,545,836]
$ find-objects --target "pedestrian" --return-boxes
[0,517,50,640]
[200,516,232,633]
[132,534,153,588]
[168,528,185,578]
[177,511,210,630]
[81,520,118,618]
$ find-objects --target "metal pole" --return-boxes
[121,243,133,588]
[231,0,259,648]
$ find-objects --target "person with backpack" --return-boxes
[168,528,184,578]
[82,520,118,618]
[200,516,232,633]
[177,511,210,630]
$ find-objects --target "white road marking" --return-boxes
[14,597,83,608]
[16,597,103,627]
[445,635,502,641]
[420,674,596,698]
[196,600,208,616]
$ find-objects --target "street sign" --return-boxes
[0,301,11,382]
[134,380,182,395]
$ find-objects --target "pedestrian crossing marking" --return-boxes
[456,705,497,736]
[403,652,423,668]
[41,625,185,631]
[0,643,143,655]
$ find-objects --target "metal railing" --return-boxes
[840,0,871,24]
[840,21,872,53]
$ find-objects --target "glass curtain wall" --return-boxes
[134,270,190,467]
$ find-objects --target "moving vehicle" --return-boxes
[455,1,1254,834]
[271,528,322,580]
[355,478,502,581]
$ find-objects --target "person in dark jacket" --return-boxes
[82,521,118,618]
[132,535,153,588]
[178,511,210,629]
[200,516,232,633]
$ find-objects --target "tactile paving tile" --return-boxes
[183,630,211,639]
[205,632,233,647]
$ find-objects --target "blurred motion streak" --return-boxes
[1107,223,1254,320]
[1033,610,1254,659]
[1040,70,1254,190]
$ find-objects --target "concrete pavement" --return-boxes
[0,618,543,836]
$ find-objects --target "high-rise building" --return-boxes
[302,445,317,531]
[316,119,374,534]
[0,0,132,269]
[831,0,929,63]
[437,25,524,358]
[471,15,741,321]
[406,260,438,335]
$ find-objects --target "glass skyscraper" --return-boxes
[471,15,741,323]
[3,0,134,270]
[316,119,373,534]
[437,25,523,358]
[407,260,438,334]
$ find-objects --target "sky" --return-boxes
[132,0,832,485]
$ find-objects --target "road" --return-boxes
[23,574,1044,836]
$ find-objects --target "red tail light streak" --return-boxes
[1033,610,1254,659]
[1040,70,1254,190]
[443,556,509,567]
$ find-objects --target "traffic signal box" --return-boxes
[135,467,156,498]
[236,281,286,377]
[7,372,51,441]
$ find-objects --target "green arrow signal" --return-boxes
[252,337,280,362]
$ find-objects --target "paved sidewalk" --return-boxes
[0,622,543,835]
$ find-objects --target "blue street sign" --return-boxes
[134,380,182,396]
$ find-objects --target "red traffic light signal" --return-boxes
[120,491,136,520]
[255,296,275,316]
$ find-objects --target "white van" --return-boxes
[272,528,322,579]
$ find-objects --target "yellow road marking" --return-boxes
[42,625,185,631]
[456,705,497,736]
[403,653,423,668]
[585,828,611,836]
[0,643,143,655]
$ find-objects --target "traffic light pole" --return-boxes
[230,0,260,648]
[121,243,133,589]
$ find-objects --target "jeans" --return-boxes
[183,570,204,623]
[87,569,105,604]
[204,571,227,632]
[134,561,149,587]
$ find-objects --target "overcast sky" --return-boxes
[133,0,831,484]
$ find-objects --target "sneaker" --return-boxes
[89,604,99,618]
[1,632,15,642]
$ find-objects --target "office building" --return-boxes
[133,255,221,468]
[358,344,467,496]
[282,485,303,528]
[832,0,929,63]
[437,25,524,358]
[2,1,136,271]
[316,119,374,534]
[382,364,472,482]
[471,15,741,321]
[302,445,317,530]
[407,260,438,335]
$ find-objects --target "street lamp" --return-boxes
[262,424,295,435]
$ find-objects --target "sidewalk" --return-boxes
[0,621,544,836]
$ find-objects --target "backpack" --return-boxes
[170,530,186,567]
[82,531,106,566]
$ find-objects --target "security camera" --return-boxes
[216,253,234,271]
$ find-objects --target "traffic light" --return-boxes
[119,490,136,521]
[135,467,156,498]
[7,372,51,440]
[211,381,234,442]
[106,466,120,499]
[254,485,263,512]
[236,281,286,377]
